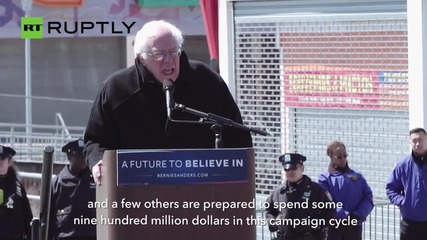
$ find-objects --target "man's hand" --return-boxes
[92,160,103,186]
[268,224,279,232]
[349,213,360,224]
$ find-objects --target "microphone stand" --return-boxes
[173,103,268,149]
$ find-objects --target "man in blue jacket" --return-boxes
[386,127,427,240]
[318,141,373,240]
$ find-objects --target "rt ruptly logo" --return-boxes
[21,17,43,39]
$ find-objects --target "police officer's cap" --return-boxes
[0,145,16,158]
[62,139,85,154]
[279,153,306,170]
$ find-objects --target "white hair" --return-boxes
[133,20,184,58]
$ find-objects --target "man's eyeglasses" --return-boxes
[334,153,348,160]
[145,48,182,61]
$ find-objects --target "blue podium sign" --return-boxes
[116,148,249,186]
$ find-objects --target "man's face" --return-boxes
[330,146,348,168]
[284,164,304,182]
[68,151,86,168]
[0,155,11,174]
[410,132,427,155]
[142,29,181,83]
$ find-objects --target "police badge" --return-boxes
[302,191,311,200]
[349,175,358,181]
[5,194,15,209]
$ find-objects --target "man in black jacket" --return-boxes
[266,153,336,240]
[84,20,253,185]
[0,145,33,240]
[49,139,96,240]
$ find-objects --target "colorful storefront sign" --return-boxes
[284,66,408,111]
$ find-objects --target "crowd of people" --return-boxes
[2,128,426,240]
[266,130,427,240]
[0,19,425,240]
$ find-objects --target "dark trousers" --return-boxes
[274,231,322,240]
[57,237,96,240]
[291,236,316,240]
[291,231,323,240]
[400,219,427,240]
[327,225,362,240]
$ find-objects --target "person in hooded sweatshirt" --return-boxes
[386,127,427,240]
[318,141,373,240]
[49,139,96,240]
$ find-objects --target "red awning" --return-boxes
[34,0,83,7]
[200,0,218,61]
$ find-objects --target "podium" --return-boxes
[96,148,256,240]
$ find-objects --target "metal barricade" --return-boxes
[256,201,401,240]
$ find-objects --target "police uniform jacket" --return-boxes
[266,175,336,240]
[84,51,253,169]
[318,166,373,224]
[386,151,427,221]
[49,166,96,239]
[0,169,33,240]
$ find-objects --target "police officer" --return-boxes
[0,145,33,240]
[386,127,427,240]
[49,139,96,240]
[318,141,373,240]
[266,153,335,240]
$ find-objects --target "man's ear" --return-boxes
[140,59,146,67]
[135,54,143,64]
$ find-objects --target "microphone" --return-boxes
[163,79,175,119]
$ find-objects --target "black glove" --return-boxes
[319,227,329,240]
[348,213,360,224]
[269,224,279,232]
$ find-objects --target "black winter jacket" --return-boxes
[49,166,96,240]
[84,52,253,168]
[266,175,336,240]
[0,168,33,240]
